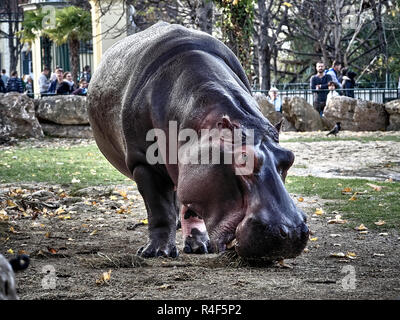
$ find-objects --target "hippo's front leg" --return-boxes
[133,166,178,258]
[181,206,212,254]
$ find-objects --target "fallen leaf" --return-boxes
[90,229,98,236]
[355,224,368,231]
[342,187,352,193]
[71,178,81,184]
[277,259,293,269]
[348,192,358,201]
[373,253,385,257]
[157,283,173,290]
[297,197,304,202]
[140,218,148,225]
[9,226,18,234]
[96,269,112,285]
[7,249,14,254]
[45,232,51,238]
[366,183,383,192]
[374,220,386,226]
[330,234,341,238]
[0,210,9,221]
[310,237,318,241]
[327,215,347,224]
[48,247,57,254]
[314,208,324,216]
[330,252,345,258]
[379,233,388,236]
[346,252,357,259]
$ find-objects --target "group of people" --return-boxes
[0,65,91,97]
[39,65,91,96]
[0,69,33,95]
[266,61,357,116]
[310,60,356,116]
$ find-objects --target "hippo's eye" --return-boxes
[241,153,248,161]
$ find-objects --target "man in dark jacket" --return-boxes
[310,61,332,115]
[0,78,5,93]
[6,71,23,93]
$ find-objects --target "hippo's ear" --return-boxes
[217,115,235,131]
[274,119,284,133]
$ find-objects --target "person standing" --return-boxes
[1,69,9,87]
[341,68,356,98]
[80,65,91,83]
[38,67,51,94]
[326,81,339,105]
[267,87,282,112]
[0,77,5,93]
[310,61,332,116]
[326,61,343,89]
[6,71,23,93]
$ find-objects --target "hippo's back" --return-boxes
[88,22,250,178]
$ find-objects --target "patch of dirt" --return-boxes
[1,132,400,300]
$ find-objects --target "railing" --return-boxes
[252,88,400,105]
[262,81,400,91]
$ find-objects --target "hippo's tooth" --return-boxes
[226,238,237,250]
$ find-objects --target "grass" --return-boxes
[286,175,400,230]
[0,144,129,191]
[280,135,400,143]
[1,142,399,230]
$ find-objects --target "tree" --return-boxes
[45,6,92,83]
[0,0,27,74]
[255,0,290,90]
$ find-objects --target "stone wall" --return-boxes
[0,93,92,140]
[254,93,399,132]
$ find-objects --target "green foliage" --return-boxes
[44,6,92,45]
[19,9,48,45]
[215,0,255,79]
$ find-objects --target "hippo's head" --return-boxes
[177,115,308,261]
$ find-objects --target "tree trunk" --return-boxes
[68,37,80,84]
[195,0,214,34]
[257,0,270,90]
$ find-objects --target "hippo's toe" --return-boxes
[137,241,179,258]
[183,230,213,254]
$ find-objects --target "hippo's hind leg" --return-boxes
[133,165,178,258]
[180,207,212,254]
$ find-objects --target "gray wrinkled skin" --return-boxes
[0,254,18,300]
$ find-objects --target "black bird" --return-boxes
[327,122,341,136]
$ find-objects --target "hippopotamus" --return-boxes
[0,254,29,300]
[88,22,309,261]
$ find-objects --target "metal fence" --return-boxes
[252,88,400,105]
[268,81,400,90]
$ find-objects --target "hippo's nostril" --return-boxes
[279,226,288,238]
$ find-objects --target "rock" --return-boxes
[41,123,93,138]
[0,92,44,138]
[324,96,388,131]
[282,96,325,131]
[36,95,89,125]
[384,99,400,131]
[253,93,296,132]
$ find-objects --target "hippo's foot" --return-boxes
[183,229,213,254]
[137,240,179,258]
[180,207,212,254]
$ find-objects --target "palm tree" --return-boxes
[20,6,92,83]
[44,6,92,83]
